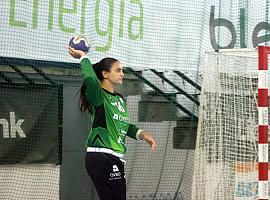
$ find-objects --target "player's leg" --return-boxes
[85,152,126,200]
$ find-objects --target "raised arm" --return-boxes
[69,47,104,106]
[80,57,104,106]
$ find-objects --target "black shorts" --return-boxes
[85,152,126,200]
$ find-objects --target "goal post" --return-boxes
[258,46,270,200]
[192,47,269,200]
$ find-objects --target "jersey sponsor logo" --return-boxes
[112,114,130,123]
[117,136,123,144]
[117,135,125,144]
[111,101,125,112]
[113,113,119,120]
[119,98,124,104]
[1,112,26,138]
[120,129,127,135]
[117,129,127,144]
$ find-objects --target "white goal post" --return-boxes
[192,48,269,200]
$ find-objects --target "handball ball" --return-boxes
[69,35,90,53]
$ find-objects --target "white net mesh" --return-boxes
[192,49,267,200]
[0,164,59,200]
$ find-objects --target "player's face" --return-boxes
[104,62,124,85]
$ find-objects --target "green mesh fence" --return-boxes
[0,0,270,200]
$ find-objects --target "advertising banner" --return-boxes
[0,83,63,164]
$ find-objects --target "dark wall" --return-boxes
[60,81,99,200]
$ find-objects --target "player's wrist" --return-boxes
[136,129,144,140]
[80,55,88,62]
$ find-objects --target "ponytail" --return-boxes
[78,57,119,114]
[78,83,92,114]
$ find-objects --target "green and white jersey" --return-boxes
[80,57,141,154]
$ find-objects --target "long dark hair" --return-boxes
[78,57,119,114]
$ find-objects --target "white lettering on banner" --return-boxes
[3,1,270,72]
[0,118,9,138]
[0,112,26,138]
[1,0,144,59]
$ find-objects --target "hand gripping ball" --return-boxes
[69,35,90,53]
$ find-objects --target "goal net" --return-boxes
[192,49,266,200]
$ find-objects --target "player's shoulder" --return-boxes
[115,92,126,102]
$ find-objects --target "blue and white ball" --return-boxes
[69,35,90,53]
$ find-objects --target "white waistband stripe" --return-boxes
[87,147,124,158]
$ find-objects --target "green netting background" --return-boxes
[0,0,270,200]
